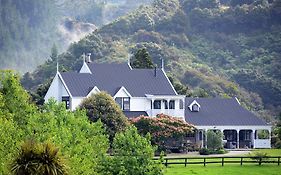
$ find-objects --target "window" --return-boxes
[169,100,175,109]
[62,96,70,109]
[192,104,199,112]
[115,97,130,111]
[123,97,130,111]
[115,97,122,108]
[153,100,161,109]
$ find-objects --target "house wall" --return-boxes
[71,97,84,111]
[130,97,151,111]
[44,73,69,102]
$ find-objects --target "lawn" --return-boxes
[164,164,280,175]
[163,149,281,175]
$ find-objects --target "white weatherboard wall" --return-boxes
[130,97,151,111]
[44,73,69,102]
[71,97,84,111]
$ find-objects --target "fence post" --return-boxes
[185,158,187,167]
[222,157,224,166]
[259,157,262,166]
[165,159,168,167]
[278,157,280,166]
[204,158,206,166]
[240,157,243,166]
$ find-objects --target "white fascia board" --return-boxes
[86,86,100,97]
[113,86,132,98]
[161,69,178,95]
[235,97,241,105]
[58,72,73,98]
[145,95,185,99]
[194,125,272,131]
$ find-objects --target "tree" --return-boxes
[80,92,129,142]
[0,117,22,175]
[99,126,163,175]
[11,140,68,175]
[131,114,195,152]
[0,70,36,127]
[26,100,109,175]
[206,130,223,150]
[131,48,154,69]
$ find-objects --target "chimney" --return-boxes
[154,67,157,77]
[161,58,164,70]
[87,53,92,63]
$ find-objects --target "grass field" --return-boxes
[164,149,281,175]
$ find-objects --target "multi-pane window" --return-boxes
[153,100,161,109]
[62,96,70,109]
[123,97,130,111]
[169,100,175,109]
[115,97,130,111]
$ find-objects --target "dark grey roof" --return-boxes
[123,111,148,119]
[185,98,268,126]
[60,63,176,97]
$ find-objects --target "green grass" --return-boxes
[252,149,281,156]
[164,164,281,175]
[163,149,281,175]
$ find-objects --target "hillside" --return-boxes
[0,0,152,72]
[22,0,281,121]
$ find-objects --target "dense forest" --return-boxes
[0,0,152,72]
[22,0,281,121]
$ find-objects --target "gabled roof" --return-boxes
[60,63,177,97]
[185,98,268,126]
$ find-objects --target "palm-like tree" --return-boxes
[11,140,68,175]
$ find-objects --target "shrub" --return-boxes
[199,148,210,155]
[11,140,68,175]
[131,114,196,153]
[250,152,269,162]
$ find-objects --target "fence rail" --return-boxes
[153,156,281,167]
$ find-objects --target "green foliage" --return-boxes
[11,140,68,175]
[131,48,154,69]
[0,117,22,175]
[22,0,281,121]
[0,70,36,127]
[80,91,129,142]
[206,130,223,151]
[199,148,210,155]
[131,114,195,152]
[100,126,163,175]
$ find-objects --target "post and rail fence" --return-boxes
[153,156,281,167]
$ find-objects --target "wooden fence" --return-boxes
[153,156,281,167]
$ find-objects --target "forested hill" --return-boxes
[0,0,152,72]
[22,0,281,121]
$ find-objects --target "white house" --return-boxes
[45,59,271,149]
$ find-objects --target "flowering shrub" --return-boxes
[131,114,196,152]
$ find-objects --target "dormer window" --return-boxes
[188,100,201,112]
[192,104,199,112]
[115,97,130,111]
